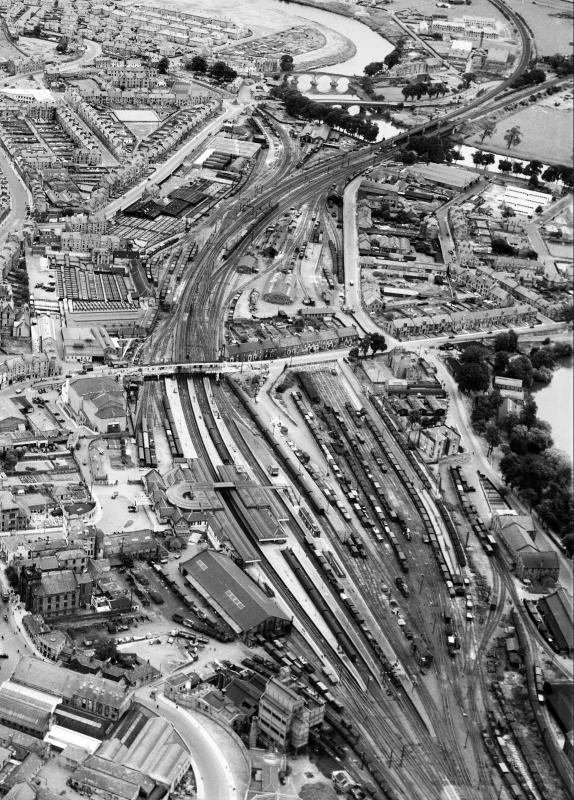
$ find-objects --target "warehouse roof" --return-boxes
[0,691,51,731]
[180,550,289,634]
[538,588,573,650]
[98,717,190,789]
[11,656,131,706]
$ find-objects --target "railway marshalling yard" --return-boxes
[0,0,572,796]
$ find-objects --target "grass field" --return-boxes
[502,0,573,56]
[467,104,573,165]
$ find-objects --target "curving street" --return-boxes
[137,692,250,800]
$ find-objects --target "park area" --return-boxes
[466,101,573,166]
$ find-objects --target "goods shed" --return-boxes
[179,549,290,642]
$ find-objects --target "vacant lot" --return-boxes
[467,105,573,166]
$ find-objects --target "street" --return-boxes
[137,692,250,800]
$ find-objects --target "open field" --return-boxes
[503,0,573,56]
[467,104,573,165]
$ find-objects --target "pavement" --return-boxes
[137,692,250,800]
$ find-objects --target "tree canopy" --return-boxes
[269,85,378,141]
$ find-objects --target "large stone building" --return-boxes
[10,656,134,722]
[20,565,93,619]
[67,375,127,433]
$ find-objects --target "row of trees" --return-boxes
[510,66,546,90]
[398,132,458,165]
[401,81,447,101]
[542,53,573,77]
[468,149,574,188]
[184,56,238,83]
[269,85,379,141]
[363,37,406,76]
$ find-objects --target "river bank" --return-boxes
[281,0,404,50]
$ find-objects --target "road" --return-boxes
[0,147,30,247]
[137,693,248,800]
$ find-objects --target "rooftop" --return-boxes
[180,549,289,634]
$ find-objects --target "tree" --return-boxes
[460,343,487,363]
[480,119,496,143]
[408,409,422,427]
[530,346,556,369]
[541,166,560,183]
[364,61,384,76]
[370,332,387,357]
[157,56,169,75]
[32,23,42,37]
[493,350,510,375]
[481,152,495,170]
[498,159,513,173]
[494,329,518,353]
[472,150,485,166]
[523,160,543,178]
[56,36,68,53]
[511,161,524,175]
[188,55,208,73]
[280,54,294,72]
[456,361,490,393]
[349,347,360,361]
[504,125,522,150]
[520,397,538,428]
[471,392,502,432]
[505,354,534,389]
[360,335,371,357]
[485,422,501,455]
[94,638,119,662]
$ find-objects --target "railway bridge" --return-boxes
[94,360,269,381]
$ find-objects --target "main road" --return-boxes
[137,692,250,800]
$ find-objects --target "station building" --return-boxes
[179,549,290,643]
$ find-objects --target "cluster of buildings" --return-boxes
[225,321,359,362]
[0,655,189,797]
[392,8,516,78]
[91,2,249,59]
[168,666,324,753]
[143,461,286,564]
[358,163,571,339]
[493,513,560,585]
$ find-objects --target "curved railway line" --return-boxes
[165,0,533,366]
[137,3,544,795]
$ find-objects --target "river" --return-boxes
[534,361,574,463]
[274,0,393,74]
[176,0,392,76]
